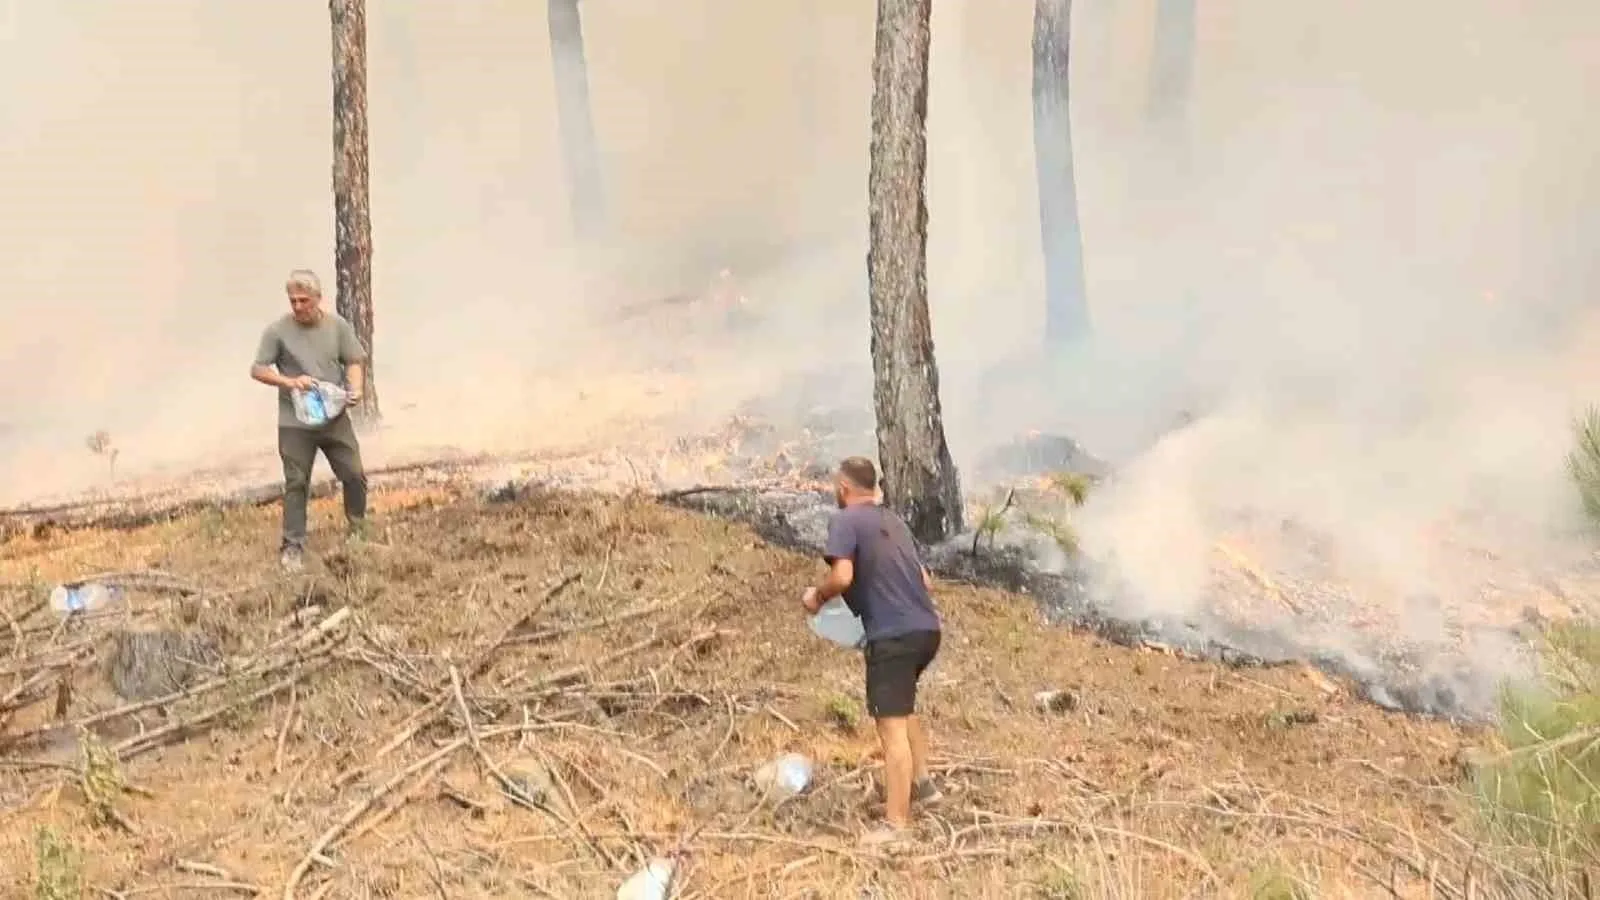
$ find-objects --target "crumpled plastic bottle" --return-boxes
[291,381,350,427]
[754,752,814,799]
[48,582,123,616]
[616,858,675,900]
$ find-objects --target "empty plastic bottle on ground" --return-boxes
[809,597,865,649]
[616,859,675,900]
[49,582,123,616]
[755,752,814,798]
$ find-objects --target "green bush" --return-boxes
[34,826,81,900]
[1567,407,1600,528]
[1474,621,1600,890]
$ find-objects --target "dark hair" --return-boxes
[838,456,878,492]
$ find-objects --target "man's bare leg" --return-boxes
[908,714,931,782]
[875,716,915,828]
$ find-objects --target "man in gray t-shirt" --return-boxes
[250,269,369,571]
[801,457,943,848]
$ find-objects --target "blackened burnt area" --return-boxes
[663,486,1495,724]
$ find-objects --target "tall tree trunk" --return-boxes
[549,0,606,240]
[1147,0,1196,128]
[868,0,963,545]
[331,0,379,423]
[1033,0,1091,345]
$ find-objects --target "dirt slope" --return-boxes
[0,483,1493,898]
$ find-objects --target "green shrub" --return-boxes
[1474,621,1600,889]
[34,826,81,900]
[1567,407,1600,528]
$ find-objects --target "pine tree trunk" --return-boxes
[868,0,963,545]
[331,0,379,423]
[1033,0,1090,345]
[549,0,606,240]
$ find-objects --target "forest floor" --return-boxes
[0,476,1515,899]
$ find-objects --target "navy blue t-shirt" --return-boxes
[823,503,941,642]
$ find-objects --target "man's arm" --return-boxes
[251,363,300,389]
[921,566,933,593]
[803,515,858,614]
[344,361,365,402]
[805,558,853,614]
[250,330,307,389]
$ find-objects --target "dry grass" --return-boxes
[0,478,1551,898]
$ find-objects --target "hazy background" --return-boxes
[4,0,1600,687]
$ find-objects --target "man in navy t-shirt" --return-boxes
[801,456,943,847]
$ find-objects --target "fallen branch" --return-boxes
[449,666,621,870]
[115,660,332,761]
[2,643,337,751]
[2,596,44,652]
[284,736,474,900]
[1,647,92,717]
[0,450,559,531]
[332,573,581,786]
[502,593,684,648]
[285,718,581,900]
[332,753,455,852]
[654,479,798,503]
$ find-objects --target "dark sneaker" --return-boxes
[873,777,943,807]
[912,777,943,806]
[279,546,305,573]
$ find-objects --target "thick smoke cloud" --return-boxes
[3,1,1598,708]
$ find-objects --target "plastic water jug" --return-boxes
[809,598,865,649]
[48,582,123,616]
[291,381,350,427]
[616,858,675,900]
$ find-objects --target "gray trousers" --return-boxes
[278,414,367,549]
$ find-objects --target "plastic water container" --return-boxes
[291,381,350,427]
[48,582,123,616]
[616,858,675,900]
[809,598,865,649]
[755,753,814,798]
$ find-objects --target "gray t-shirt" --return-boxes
[253,312,367,428]
[823,503,941,642]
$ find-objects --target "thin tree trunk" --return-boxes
[549,0,606,240]
[868,0,963,545]
[1147,0,1196,129]
[1033,0,1091,345]
[331,0,379,423]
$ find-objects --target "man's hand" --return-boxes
[288,374,318,391]
[346,389,363,406]
[801,586,822,615]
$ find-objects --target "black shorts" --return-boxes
[863,629,942,719]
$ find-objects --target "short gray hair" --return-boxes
[286,269,322,296]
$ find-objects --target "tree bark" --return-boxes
[331,0,379,423]
[1033,0,1091,346]
[868,0,963,545]
[549,0,606,240]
